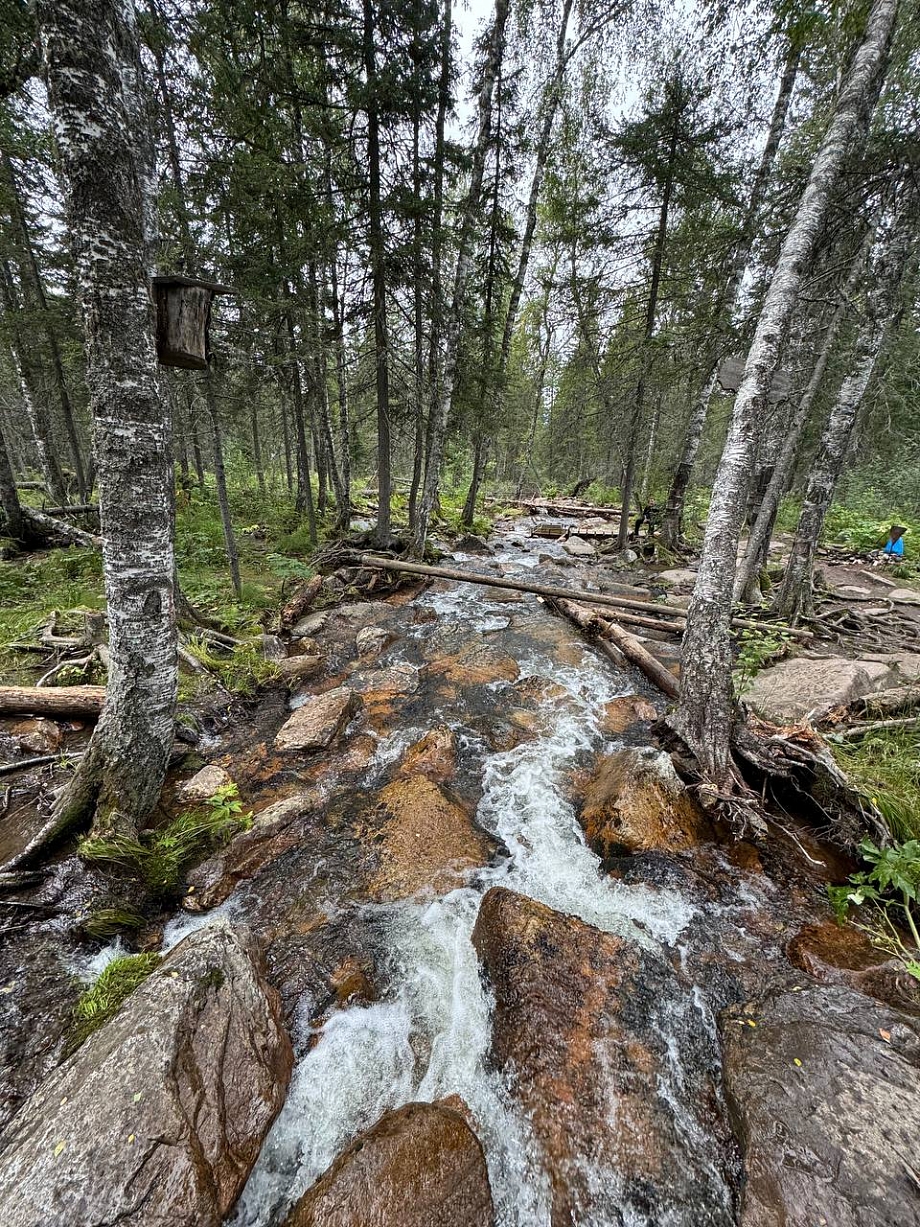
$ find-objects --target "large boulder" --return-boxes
[275,687,360,752]
[577,747,712,857]
[786,920,920,1013]
[0,923,293,1227]
[282,1100,494,1227]
[367,778,499,902]
[185,793,316,911]
[471,888,734,1227]
[562,535,596,558]
[722,984,920,1227]
[744,655,901,723]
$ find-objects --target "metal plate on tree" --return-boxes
[717,356,792,404]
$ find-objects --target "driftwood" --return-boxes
[22,507,101,548]
[0,752,84,778]
[555,598,680,699]
[0,685,106,717]
[358,554,813,640]
[830,716,920,740]
[278,574,323,633]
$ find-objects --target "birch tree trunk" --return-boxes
[0,419,24,542]
[0,262,69,505]
[671,0,899,782]
[659,42,800,550]
[2,149,87,499]
[413,0,509,552]
[734,227,872,602]
[39,0,178,840]
[774,196,915,621]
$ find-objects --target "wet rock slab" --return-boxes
[276,687,360,752]
[185,792,317,910]
[722,983,920,1227]
[787,919,920,1013]
[367,777,500,902]
[578,746,712,857]
[472,887,736,1226]
[282,1100,493,1227]
[0,923,293,1227]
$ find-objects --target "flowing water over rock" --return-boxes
[4,516,920,1226]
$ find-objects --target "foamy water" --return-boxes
[228,561,734,1227]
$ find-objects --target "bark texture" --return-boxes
[774,195,915,621]
[660,42,800,550]
[39,0,178,838]
[672,0,899,781]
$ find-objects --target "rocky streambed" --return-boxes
[1,517,920,1226]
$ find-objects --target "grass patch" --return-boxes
[80,906,146,940]
[186,639,282,697]
[72,952,162,1049]
[79,783,253,893]
[830,729,920,843]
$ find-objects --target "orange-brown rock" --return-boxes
[424,635,519,686]
[787,920,920,1013]
[367,777,499,902]
[11,717,62,754]
[185,793,315,910]
[395,726,456,783]
[328,956,377,1009]
[275,688,360,752]
[578,747,712,857]
[0,925,292,1227]
[471,888,731,1226]
[598,693,657,735]
[282,1100,493,1227]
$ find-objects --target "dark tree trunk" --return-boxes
[201,377,242,599]
[0,420,24,541]
[363,0,392,547]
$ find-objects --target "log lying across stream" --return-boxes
[358,555,813,640]
[0,685,106,717]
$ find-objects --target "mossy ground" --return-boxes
[71,952,162,1050]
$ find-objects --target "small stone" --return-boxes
[890,588,920,606]
[179,764,232,803]
[291,611,329,639]
[562,535,597,558]
[277,655,323,682]
[12,719,62,756]
[356,626,394,659]
[275,688,360,752]
[656,568,697,588]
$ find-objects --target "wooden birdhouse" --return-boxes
[152,274,234,370]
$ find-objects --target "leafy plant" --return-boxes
[828,838,920,980]
[732,625,793,696]
[71,952,162,1049]
[80,782,253,893]
[830,729,920,842]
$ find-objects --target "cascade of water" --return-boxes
[230,558,734,1227]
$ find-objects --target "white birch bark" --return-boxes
[660,42,800,550]
[672,0,899,781]
[38,0,178,839]
[774,195,915,620]
[734,226,873,602]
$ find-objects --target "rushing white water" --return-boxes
[229,563,730,1227]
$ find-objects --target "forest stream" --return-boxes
[2,515,920,1227]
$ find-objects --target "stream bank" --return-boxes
[1,514,919,1225]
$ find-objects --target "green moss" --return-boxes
[72,952,162,1049]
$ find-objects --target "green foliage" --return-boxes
[80,906,146,939]
[0,548,104,653]
[79,783,253,893]
[582,482,619,506]
[187,639,282,696]
[732,626,793,696]
[828,838,920,980]
[831,729,920,843]
[72,952,162,1049]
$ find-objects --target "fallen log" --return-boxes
[278,573,323,633]
[358,554,813,640]
[829,716,920,740]
[555,598,680,699]
[22,507,101,549]
[0,685,106,717]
